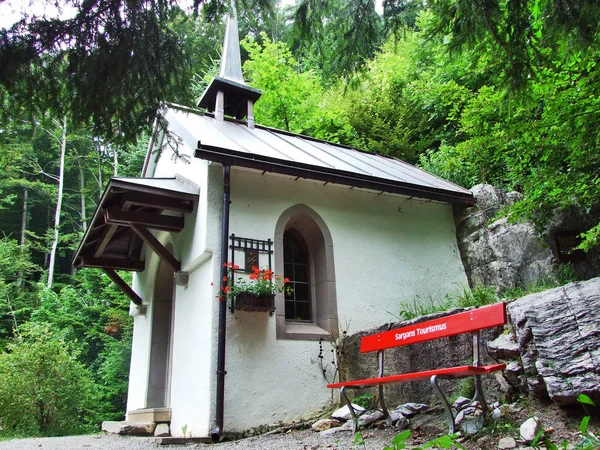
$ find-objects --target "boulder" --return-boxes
[331,404,365,421]
[102,421,156,435]
[520,417,542,443]
[491,407,503,420]
[456,184,554,291]
[504,360,524,387]
[487,333,520,360]
[508,278,600,404]
[403,402,428,413]
[497,436,517,449]
[389,410,409,429]
[357,410,384,428]
[395,404,419,418]
[312,419,341,432]
[452,396,471,411]
[454,404,484,435]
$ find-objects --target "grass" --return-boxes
[399,264,577,321]
[399,285,497,321]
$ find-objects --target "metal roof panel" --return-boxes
[163,106,473,203]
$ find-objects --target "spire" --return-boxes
[219,6,244,83]
[198,1,262,126]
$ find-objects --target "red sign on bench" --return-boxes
[360,302,506,353]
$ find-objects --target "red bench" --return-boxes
[327,302,507,433]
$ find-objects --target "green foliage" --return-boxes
[242,33,322,133]
[399,295,454,321]
[383,430,410,450]
[0,267,133,435]
[292,0,382,81]
[0,325,97,436]
[501,265,576,300]
[399,285,497,321]
[352,393,373,409]
[450,378,475,404]
[94,334,132,421]
[454,285,498,308]
[0,237,40,348]
[374,429,464,450]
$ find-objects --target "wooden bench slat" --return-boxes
[327,363,506,389]
[360,302,507,353]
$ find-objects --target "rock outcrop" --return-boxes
[506,277,600,405]
[455,184,555,291]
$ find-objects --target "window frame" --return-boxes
[274,204,338,341]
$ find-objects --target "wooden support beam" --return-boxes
[105,207,184,232]
[102,268,143,305]
[131,224,181,272]
[94,224,120,257]
[80,257,145,271]
[120,191,194,213]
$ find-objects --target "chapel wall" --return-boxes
[219,168,470,432]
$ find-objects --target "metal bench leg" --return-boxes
[473,374,487,413]
[431,375,456,434]
[377,383,393,426]
[340,386,358,433]
[375,350,390,423]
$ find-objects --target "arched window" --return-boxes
[284,230,311,321]
[274,204,338,341]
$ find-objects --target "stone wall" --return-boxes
[338,278,600,408]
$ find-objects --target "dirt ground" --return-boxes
[0,398,596,450]
[403,396,598,449]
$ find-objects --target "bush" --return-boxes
[0,325,98,437]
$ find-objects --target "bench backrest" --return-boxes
[360,302,506,353]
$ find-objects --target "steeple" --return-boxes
[198,2,262,127]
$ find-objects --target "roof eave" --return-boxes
[194,144,475,206]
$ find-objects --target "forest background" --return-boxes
[0,0,598,438]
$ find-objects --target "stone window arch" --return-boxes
[274,205,338,340]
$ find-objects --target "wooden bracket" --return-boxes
[105,207,184,232]
[102,268,143,305]
[130,224,181,272]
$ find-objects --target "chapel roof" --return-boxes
[163,105,474,205]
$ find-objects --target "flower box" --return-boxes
[233,292,275,313]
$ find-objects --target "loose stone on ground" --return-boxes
[101,421,156,436]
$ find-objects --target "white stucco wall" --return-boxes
[126,245,156,414]
[128,108,220,437]
[221,167,469,432]
[127,107,469,436]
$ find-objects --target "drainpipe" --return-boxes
[212,164,231,442]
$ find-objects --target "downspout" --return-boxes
[212,164,231,442]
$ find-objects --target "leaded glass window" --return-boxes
[283,230,311,321]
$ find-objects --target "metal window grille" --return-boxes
[229,234,273,313]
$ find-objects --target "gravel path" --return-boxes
[0,428,401,450]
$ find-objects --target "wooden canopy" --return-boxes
[73,177,199,304]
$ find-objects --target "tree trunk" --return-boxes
[78,160,87,233]
[18,187,29,289]
[20,188,28,246]
[113,146,118,176]
[47,116,67,289]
